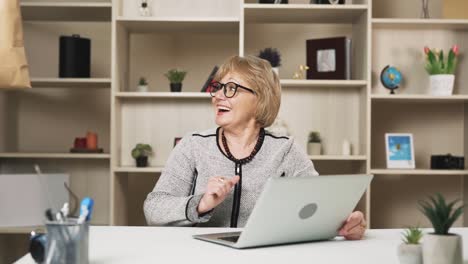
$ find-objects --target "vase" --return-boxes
[342,140,351,156]
[430,74,455,96]
[170,83,182,92]
[137,84,148,92]
[307,143,321,155]
[136,156,148,167]
[397,244,423,264]
[272,67,279,76]
[423,233,463,264]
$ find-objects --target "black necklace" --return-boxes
[221,128,265,165]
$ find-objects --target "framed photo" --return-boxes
[174,137,182,147]
[306,37,350,80]
[385,133,415,169]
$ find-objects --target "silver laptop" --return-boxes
[193,174,373,249]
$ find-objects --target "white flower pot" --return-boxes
[430,74,455,96]
[397,244,422,264]
[307,143,321,155]
[423,233,463,264]
[137,84,148,92]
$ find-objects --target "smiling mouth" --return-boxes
[217,106,231,114]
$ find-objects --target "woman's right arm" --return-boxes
[143,135,213,226]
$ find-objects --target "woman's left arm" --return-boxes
[284,140,366,240]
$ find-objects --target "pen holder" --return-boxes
[45,218,89,264]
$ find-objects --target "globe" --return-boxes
[380,65,402,94]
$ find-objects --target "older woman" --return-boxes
[144,55,366,240]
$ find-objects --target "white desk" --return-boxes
[15,227,468,264]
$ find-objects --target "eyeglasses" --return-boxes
[209,81,256,98]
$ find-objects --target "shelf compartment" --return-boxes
[244,4,368,24]
[21,1,112,22]
[114,166,164,173]
[116,17,239,34]
[115,92,211,99]
[372,18,468,30]
[0,226,45,234]
[30,78,111,88]
[371,169,468,175]
[309,155,367,160]
[0,153,110,159]
[281,79,367,88]
[371,94,468,102]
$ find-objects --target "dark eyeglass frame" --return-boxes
[209,81,256,98]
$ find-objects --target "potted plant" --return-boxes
[397,227,423,264]
[307,131,321,155]
[131,143,153,167]
[258,48,281,75]
[137,77,148,92]
[418,193,464,264]
[424,45,459,96]
[164,69,187,92]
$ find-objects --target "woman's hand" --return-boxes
[197,176,240,214]
[338,211,367,240]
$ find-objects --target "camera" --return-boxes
[431,154,465,170]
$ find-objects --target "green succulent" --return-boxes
[131,143,153,159]
[401,226,423,245]
[418,193,464,235]
[308,131,321,143]
[139,77,148,85]
[164,69,187,84]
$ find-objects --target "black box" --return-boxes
[431,154,465,170]
[59,34,91,78]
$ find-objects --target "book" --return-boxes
[306,37,352,80]
[201,66,219,92]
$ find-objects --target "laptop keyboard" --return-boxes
[219,235,240,243]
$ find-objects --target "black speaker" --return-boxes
[59,34,91,78]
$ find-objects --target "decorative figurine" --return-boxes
[292,65,310,79]
[139,0,151,17]
[380,65,402,94]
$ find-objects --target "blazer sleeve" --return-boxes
[143,134,214,226]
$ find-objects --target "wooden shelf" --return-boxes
[371,94,468,102]
[116,17,239,34]
[281,79,367,88]
[370,169,468,175]
[0,153,110,159]
[372,18,468,30]
[20,1,111,21]
[244,4,368,24]
[0,226,45,234]
[309,155,367,161]
[30,78,111,88]
[115,92,211,99]
[114,166,164,173]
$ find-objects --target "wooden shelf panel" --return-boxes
[0,153,110,159]
[309,155,367,161]
[244,4,368,24]
[371,169,468,175]
[371,94,468,102]
[21,1,112,21]
[115,92,211,99]
[116,17,239,33]
[372,18,468,30]
[281,79,367,88]
[0,226,45,234]
[114,166,164,173]
[30,78,111,88]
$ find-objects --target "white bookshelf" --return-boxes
[243,4,368,24]
[371,94,468,102]
[114,166,164,173]
[370,169,468,176]
[0,152,110,159]
[31,78,111,88]
[281,79,367,88]
[20,1,111,21]
[372,18,468,29]
[115,92,211,99]
[309,155,367,161]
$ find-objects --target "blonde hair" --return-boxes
[213,55,281,128]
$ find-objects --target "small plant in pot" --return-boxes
[418,193,464,264]
[164,69,187,92]
[397,227,423,264]
[131,143,153,167]
[307,131,321,155]
[137,77,148,92]
[424,45,459,96]
[258,48,281,75]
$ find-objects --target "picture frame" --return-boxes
[306,37,350,80]
[385,133,415,169]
